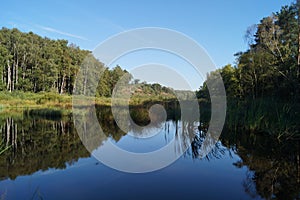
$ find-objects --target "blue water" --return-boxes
[0,129,257,200]
[0,153,254,200]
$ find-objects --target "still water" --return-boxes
[0,105,299,199]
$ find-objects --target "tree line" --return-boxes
[197,2,299,101]
[0,28,87,94]
[2,2,297,101]
[0,27,173,97]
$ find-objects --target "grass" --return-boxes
[0,91,176,109]
[226,98,300,140]
[0,91,177,119]
[0,91,115,109]
[0,91,70,108]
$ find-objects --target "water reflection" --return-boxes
[0,104,214,177]
[221,130,300,199]
[74,103,200,172]
[0,104,299,199]
[0,116,89,180]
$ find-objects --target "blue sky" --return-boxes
[1,0,295,90]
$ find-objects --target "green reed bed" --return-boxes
[226,98,300,140]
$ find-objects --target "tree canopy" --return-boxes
[197,2,299,101]
[0,28,174,98]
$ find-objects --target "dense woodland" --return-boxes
[0,28,173,97]
[197,3,299,101]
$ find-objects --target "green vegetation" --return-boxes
[0,2,298,140]
[198,3,299,101]
[0,3,299,199]
[197,2,299,139]
[0,90,111,108]
[0,90,175,109]
[0,27,175,109]
[225,99,299,139]
[0,91,72,108]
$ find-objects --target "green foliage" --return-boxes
[0,28,90,94]
[0,28,173,101]
[96,68,111,97]
[225,98,299,138]
[196,2,299,139]
[197,2,299,100]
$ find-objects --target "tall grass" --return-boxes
[0,91,174,109]
[226,98,300,139]
[0,91,72,108]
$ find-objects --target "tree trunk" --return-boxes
[11,65,14,91]
[22,54,26,80]
[12,44,17,91]
[7,60,11,92]
[15,58,18,89]
[60,74,65,94]
[12,57,18,91]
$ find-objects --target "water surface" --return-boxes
[0,106,299,199]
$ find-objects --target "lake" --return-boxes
[0,105,299,199]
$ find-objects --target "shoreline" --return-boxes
[0,91,177,110]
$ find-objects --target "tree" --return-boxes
[197,2,298,100]
[219,64,240,98]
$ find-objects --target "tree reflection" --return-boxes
[222,130,300,199]
[187,122,227,160]
[0,115,90,180]
[1,102,225,178]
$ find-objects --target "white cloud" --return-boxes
[37,25,88,41]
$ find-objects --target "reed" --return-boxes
[226,98,299,139]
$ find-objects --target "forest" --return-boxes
[0,27,173,99]
[195,3,300,139]
[197,3,299,101]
